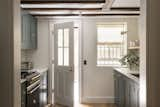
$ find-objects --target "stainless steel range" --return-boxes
[21,71,41,107]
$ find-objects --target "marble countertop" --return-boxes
[26,67,48,74]
[21,78,26,84]
[33,67,48,74]
[114,67,139,83]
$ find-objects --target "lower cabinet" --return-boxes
[21,81,27,107]
[114,70,139,107]
[114,73,125,107]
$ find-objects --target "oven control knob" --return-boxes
[33,99,36,104]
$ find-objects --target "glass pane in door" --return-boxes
[58,29,63,47]
[64,28,69,47]
[64,48,69,66]
[58,48,63,66]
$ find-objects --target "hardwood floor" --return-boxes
[53,103,115,107]
[51,82,115,107]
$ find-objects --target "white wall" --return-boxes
[81,17,139,103]
[32,20,50,68]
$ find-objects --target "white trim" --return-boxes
[36,16,139,20]
[82,96,115,103]
[48,20,53,104]
[79,18,83,103]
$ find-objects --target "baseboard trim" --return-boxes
[81,96,115,103]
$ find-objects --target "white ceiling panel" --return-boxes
[29,10,139,15]
[112,0,140,7]
[21,3,104,8]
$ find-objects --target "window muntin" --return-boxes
[58,28,69,66]
[97,23,127,66]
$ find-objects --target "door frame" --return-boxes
[48,19,83,105]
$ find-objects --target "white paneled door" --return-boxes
[54,22,74,107]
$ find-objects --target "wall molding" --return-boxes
[81,96,115,103]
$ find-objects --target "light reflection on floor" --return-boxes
[40,90,47,107]
[74,81,79,106]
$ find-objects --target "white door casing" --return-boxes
[54,22,74,107]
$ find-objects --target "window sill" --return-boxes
[96,65,127,68]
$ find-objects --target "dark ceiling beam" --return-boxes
[32,13,140,17]
[82,13,140,16]
[22,8,102,11]
[21,0,105,4]
[110,7,140,11]
[22,7,140,12]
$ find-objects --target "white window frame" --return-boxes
[96,22,127,66]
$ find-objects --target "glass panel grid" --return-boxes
[97,23,127,66]
[57,28,70,66]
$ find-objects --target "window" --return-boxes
[97,23,127,66]
[58,28,69,66]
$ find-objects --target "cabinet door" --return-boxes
[21,13,37,49]
[22,14,32,49]
[125,78,131,107]
[125,79,139,107]
[132,83,139,107]
[30,16,37,49]
[114,71,125,107]
[114,72,119,106]
[118,76,125,107]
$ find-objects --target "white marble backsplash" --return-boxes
[21,50,34,62]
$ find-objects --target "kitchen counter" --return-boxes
[114,67,139,83]
[30,67,48,74]
[21,78,26,84]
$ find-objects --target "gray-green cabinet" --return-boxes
[114,70,139,107]
[114,72,125,107]
[21,13,37,49]
[125,79,139,107]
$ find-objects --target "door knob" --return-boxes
[69,67,72,72]
[84,60,87,65]
[33,99,36,104]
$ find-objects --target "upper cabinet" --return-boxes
[21,12,37,50]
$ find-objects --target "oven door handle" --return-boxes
[27,80,40,91]
[28,84,40,94]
